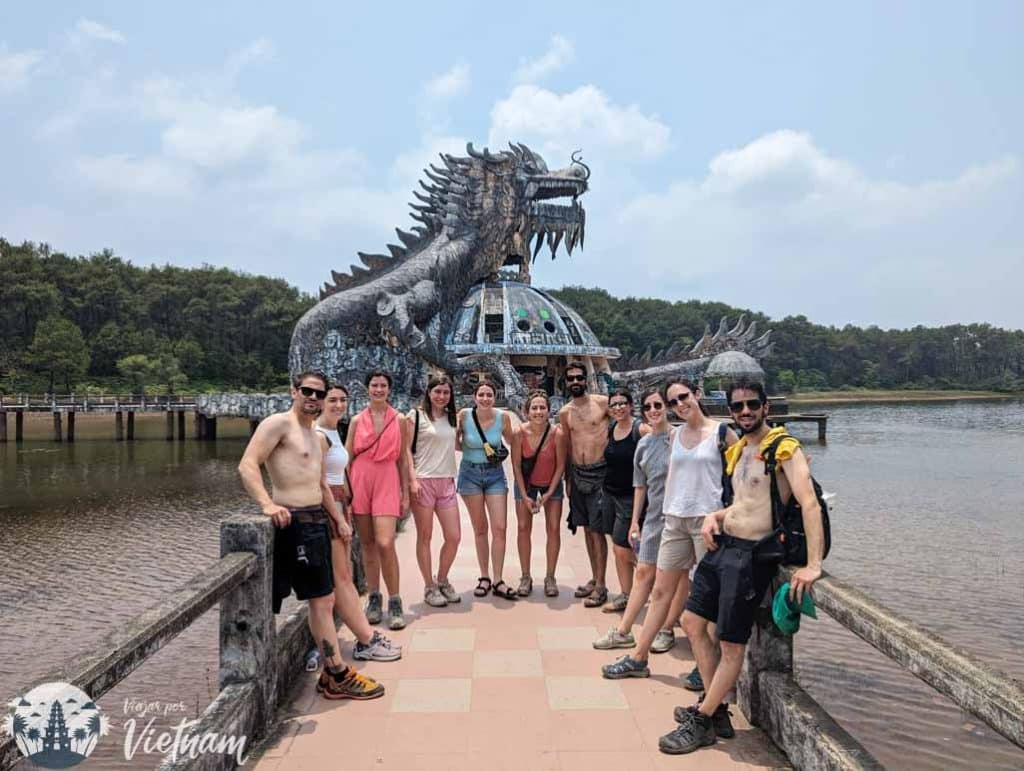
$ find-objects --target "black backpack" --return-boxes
[716,422,732,507]
[762,433,832,566]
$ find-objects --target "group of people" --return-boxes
[238,361,825,757]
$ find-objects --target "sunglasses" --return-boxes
[609,401,630,409]
[298,386,327,400]
[565,374,586,382]
[668,392,692,407]
[641,401,664,412]
[729,398,764,413]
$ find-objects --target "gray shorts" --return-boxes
[637,508,664,565]
[656,515,707,572]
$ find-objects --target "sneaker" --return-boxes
[593,627,637,650]
[354,631,403,662]
[320,667,385,701]
[304,648,321,672]
[424,585,448,608]
[673,700,735,740]
[682,666,704,691]
[650,628,676,654]
[365,591,383,624]
[437,578,461,603]
[659,710,716,754]
[601,655,650,679]
[387,596,406,630]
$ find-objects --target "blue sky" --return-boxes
[2,2,1021,329]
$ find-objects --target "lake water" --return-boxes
[1,402,1022,769]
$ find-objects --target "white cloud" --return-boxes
[0,46,43,90]
[75,154,196,197]
[489,84,670,160]
[423,63,470,101]
[75,19,126,45]
[513,35,574,84]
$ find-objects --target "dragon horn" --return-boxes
[571,150,591,180]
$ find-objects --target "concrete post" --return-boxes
[53,412,63,442]
[67,411,75,442]
[818,417,828,444]
[127,411,135,440]
[0,411,6,443]
[166,410,174,441]
[115,411,124,441]
[737,580,792,728]
[219,515,276,736]
[249,418,260,436]
[15,411,24,442]
[207,416,217,441]
[177,410,186,440]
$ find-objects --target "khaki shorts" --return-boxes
[656,515,707,572]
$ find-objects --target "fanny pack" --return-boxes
[472,408,509,466]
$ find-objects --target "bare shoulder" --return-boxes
[257,411,291,437]
[638,422,653,436]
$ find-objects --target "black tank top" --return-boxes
[604,419,641,496]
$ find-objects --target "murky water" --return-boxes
[1,403,1022,769]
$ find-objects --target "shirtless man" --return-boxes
[660,379,824,754]
[238,370,385,701]
[558,361,615,607]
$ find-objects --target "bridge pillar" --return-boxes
[15,411,24,442]
[207,416,217,441]
[165,410,174,441]
[195,412,206,440]
[818,417,828,444]
[67,410,75,442]
[177,410,186,440]
[115,410,124,441]
[0,411,6,443]
[249,418,260,436]
[53,412,63,443]
[127,411,135,440]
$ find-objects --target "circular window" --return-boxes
[543,320,557,333]
[516,319,532,332]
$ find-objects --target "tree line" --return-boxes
[2,240,1021,394]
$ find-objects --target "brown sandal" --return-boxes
[574,579,596,598]
[583,587,608,608]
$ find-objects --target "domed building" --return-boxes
[446,279,620,398]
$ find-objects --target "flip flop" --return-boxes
[574,579,596,598]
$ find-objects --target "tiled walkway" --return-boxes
[255,492,789,770]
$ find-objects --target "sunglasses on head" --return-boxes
[565,374,586,382]
[667,392,692,407]
[641,401,664,412]
[729,398,764,413]
[609,401,630,409]
[298,385,327,400]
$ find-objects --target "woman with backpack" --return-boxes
[602,389,651,611]
[511,390,566,597]
[406,374,462,608]
[457,378,517,600]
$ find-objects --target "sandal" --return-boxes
[544,576,558,597]
[602,593,629,613]
[492,580,518,600]
[574,579,596,598]
[517,575,533,597]
[474,577,492,597]
[583,587,609,608]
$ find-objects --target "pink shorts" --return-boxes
[351,458,401,517]
[416,477,457,509]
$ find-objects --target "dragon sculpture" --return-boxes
[289,142,590,407]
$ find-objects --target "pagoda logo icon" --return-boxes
[4,682,109,768]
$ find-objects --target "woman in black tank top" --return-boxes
[603,389,650,612]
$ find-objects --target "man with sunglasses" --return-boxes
[238,370,385,701]
[660,379,824,754]
[558,361,615,607]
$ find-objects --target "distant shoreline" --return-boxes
[787,389,1023,405]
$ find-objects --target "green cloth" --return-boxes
[772,582,817,635]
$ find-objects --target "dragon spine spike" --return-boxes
[359,252,392,271]
[727,314,746,338]
[395,228,418,248]
[386,244,405,259]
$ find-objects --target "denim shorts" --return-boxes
[457,460,508,496]
[513,479,565,502]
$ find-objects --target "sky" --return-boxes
[1,2,1022,330]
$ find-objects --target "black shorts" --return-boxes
[685,534,776,644]
[609,493,634,549]
[272,506,335,614]
[568,463,614,535]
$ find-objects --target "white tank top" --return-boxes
[316,425,349,485]
[662,426,723,518]
[408,409,458,478]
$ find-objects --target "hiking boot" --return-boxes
[304,648,321,672]
[387,596,406,630]
[320,667,385,701]
[650,628,675,653]
[424,585,448,608]
[365,591,383,624]
[593,627,637,650]
[437,578,461,603]
[601,655,650,679]
[682,666,704,691]
[353,631,403,662]
[659,710,716,754]
[673,700,735,740]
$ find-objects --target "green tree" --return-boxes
[117,354,152,392]
[775,369,797,393]
[150,353,188,393]
[25,316,90,392]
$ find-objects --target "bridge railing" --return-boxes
[0,515,307,771]
[0,394,198,410]
[738,565,1024,769]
